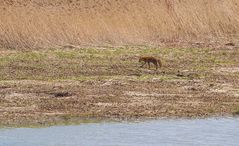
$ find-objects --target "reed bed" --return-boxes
[0,0,239,49]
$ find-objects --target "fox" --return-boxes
[139,56,162,70]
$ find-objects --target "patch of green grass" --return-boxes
[0,56,13,66]
[14,52,47,62]
[233,107,239,115]
[63,76,113,81]
[53,50,80,59]
[137,74,189,81]
[208,108,215,113]
[0,116,104,128]
[0,51,47,66]
[0,46,237,82]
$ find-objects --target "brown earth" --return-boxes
[0,45,239,127]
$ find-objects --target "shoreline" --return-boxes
[1,114,238,128]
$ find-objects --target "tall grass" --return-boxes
[0,0,239,49]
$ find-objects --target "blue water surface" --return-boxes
[0,117,239,146]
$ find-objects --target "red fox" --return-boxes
[139,56,162,70]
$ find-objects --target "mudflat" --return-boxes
[0,46,239,127]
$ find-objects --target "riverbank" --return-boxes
[0,45,239,127]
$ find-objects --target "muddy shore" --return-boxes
[0,45,239,127]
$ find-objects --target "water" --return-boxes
[0,117,239,146]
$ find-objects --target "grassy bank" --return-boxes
[0,46,238,127]
[0,46,238,80]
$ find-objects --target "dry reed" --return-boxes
[0,0,239,49]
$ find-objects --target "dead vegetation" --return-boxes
[0,0,239,49]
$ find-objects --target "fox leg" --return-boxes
[141,62,146,68]
[148,62,150,69]
[153,62,158,70]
